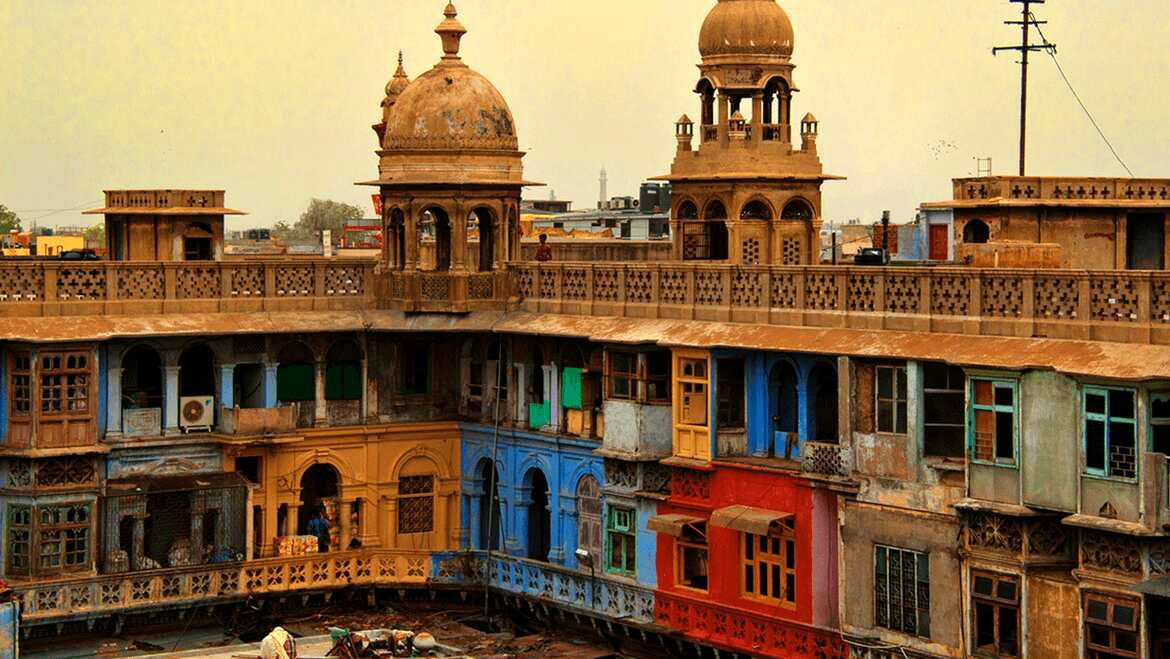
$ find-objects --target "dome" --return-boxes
[382,3,518,152]
[699,0,794,60]
[383,51,410,106]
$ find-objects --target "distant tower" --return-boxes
[599,168,608,208]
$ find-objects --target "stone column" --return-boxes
[264,362,279,408]
[717,92,730,146]
[287,503,300,536]
[163,365,181,436]
[314,360,327,426]
[466,488,483,550]
[359,354,370,421]
[339,499,353,550]
[751,92,764,144]
[106,366,124,439]
[405,205,419,270]
[451,200,467,272]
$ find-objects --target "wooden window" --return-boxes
[575,476,602,560]
[1084,593,1140,658]
[7,505,31,575]
[1151,391,1170,455]
[608,352,636,400]
[969,379,1017,465]
[400,344,430,395]
[36,503,91,574]
[874,545,930,638]
[678,358,708,426]
[39,352,91,416]
[645,352,670,403]
[1084,387,1138,479]
[741,523,796,607]
[923,363,966,457]
[397,475,434,534]
[876,366,908,434]
[971,571,1019,657]
[10,352,31,418]
[605,505,636,576]
[675,523,708,591]
[716,358,745,429]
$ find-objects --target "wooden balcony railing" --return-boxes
[655,592,848,659]
[513,262,1170,345]
[0,258,375,318]
[15,549,431,623]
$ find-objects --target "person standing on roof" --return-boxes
[534,233,553,262]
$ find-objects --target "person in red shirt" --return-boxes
[534,233,553,262]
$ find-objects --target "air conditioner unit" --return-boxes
[180,395,215,433]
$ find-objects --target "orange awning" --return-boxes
[709,505,793,536]
[647,514,706,537]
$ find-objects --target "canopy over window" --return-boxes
[647,513,706,537]
[709,505,793,536]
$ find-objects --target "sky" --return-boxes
[1,0,1168,231]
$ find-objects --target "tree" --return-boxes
[0,204,22,234]
[279,199,364,241]
[83,223,105,247]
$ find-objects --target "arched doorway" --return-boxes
[524,468,551,562]
[768,360,799,458]
[704,200,729,260]
[122,345,162,410]
[422,207,451,271]
[178,344,216,398]
[477,459,502,551]
[299,464,340,547]
[575,474,601,562]
[808,362,838,442]
[471,207,494,271]
[963,219,990,244]
[696,78,715,128]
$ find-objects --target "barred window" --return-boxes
[39,352,91,416]
[741,524,796,607]
[10,352,31,417]
[605,506,636,576]
[972,571,1020,657]
[8,505,31,575]
[397,475,434,534]
[575,475,602,560]
[874,545,930,638]
[36,503,91,572]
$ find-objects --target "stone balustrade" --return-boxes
[513,262,1170,345]
[484,552,656,623]
[953,176,1170,202]
[654,592,848,658]
[0,258,374,318]
[15,548,431,624]
[800,441,853,478]
[383,270,510,313]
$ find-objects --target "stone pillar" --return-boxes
[751,92,764,144]
[405,205,419,270]
[339,499,353,550]
[360,355,370,421]
[106,366,124,439]
[218,363,235,413]
[287,503,300,536]
[452,200,467,272]
[163,365,181,435]
[264,362,279,408]
[717,92,730,146]
[466,488,483,550]
[314,360,327,426]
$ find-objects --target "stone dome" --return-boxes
[699,0,795,60]
[382,3,518,152]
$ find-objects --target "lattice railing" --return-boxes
[486,553,655,623]
[800,441,853,477]
[15,549,430,623]
[655,592,848,659]
[512,264,1170,345]
[0,259,374,314]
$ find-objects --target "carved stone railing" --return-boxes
[381,270,510,313]
[953,176,1170,202]
[0,258,375,319]
[483,553,655,623]
[800,441,853,478]
[512,262,1170,345]
[655,592,848,659]
[700,125,718,143]
[14,549,431,623]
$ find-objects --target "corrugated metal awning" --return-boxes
[647,514,706,537]
[710,505,793,536]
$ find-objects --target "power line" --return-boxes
[1030,15,1134,177]
[23,201,102,223]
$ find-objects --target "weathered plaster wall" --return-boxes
[1020,371,1079,511]
[601,400,671,458]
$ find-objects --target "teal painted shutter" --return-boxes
[562,368,583,410]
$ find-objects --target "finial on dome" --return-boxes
[435,2,467,64]
[395,50,406,77]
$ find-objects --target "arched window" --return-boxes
[781,200,814,220]
[677,200,699,220]
[397,457,437,536]
[963,219,990,244]
[524,467,551,562]
[470,207,495,271]
[421,207,451,271]
[768,361,799,458]
[575,475,601,562]
[299,463,340,549]
[696,79,715,127]
[741,200,774,220]
[704,200,727,220]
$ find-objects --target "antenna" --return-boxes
[992,0,1056,176]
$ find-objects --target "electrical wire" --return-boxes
[1030,14,1134,177]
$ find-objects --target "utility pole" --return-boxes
[993,0,1056,176]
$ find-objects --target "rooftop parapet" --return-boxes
[929,176,1170,207]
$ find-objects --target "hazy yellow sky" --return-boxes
[1,1,1168,230]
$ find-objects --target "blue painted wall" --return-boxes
[460,423,603,570]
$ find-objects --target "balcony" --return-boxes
[0,258,374,319]
[513,262,1170,346]
[15,548,432,625]
[382,270,510,313]
[482,552,655,623]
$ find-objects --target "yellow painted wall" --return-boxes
[225,421,461,556]
[36,235,85,256]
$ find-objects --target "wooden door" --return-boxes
[928,223,949,261]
